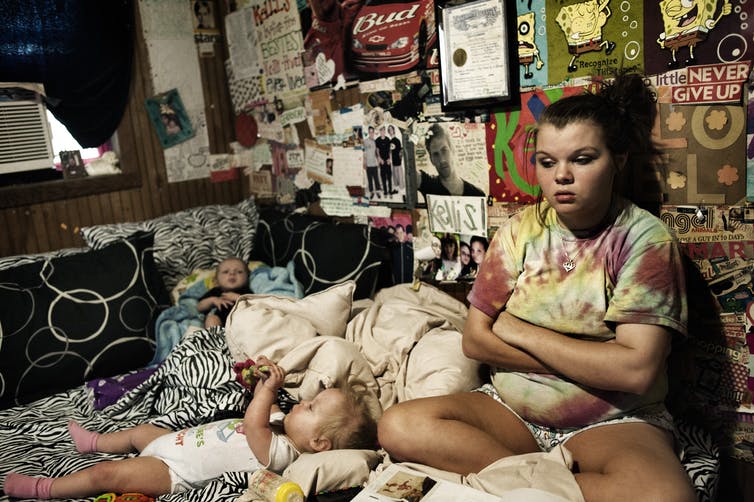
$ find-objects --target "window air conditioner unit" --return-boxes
[0,89,54,175]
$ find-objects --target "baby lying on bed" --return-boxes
[3,357,377,499]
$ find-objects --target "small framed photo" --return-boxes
[145,89,195,148]
[192,0,219,32]
[435,0,519,111]
[60,150,87,179]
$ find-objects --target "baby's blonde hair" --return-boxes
[317,383,378,450]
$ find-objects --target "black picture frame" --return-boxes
[60,150,87,179]
[435,0,519,111]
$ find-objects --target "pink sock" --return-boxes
[68,420,99,453]
[4,473,54,499]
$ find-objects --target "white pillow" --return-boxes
[402,329,483,400]
[283,449,381,495]
[225,281,355,363]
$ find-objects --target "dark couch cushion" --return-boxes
[251,210,393,300]
[0,232,169,409]
[250,210,330,266]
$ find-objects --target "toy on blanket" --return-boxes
[233,358,270,390]
[94,493,154,502]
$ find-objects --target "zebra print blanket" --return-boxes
[0,328,253,502]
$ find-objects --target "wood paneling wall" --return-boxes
[0,2,246,258]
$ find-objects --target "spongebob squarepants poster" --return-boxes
[516,0,548,88]
[644,0,753,75]
[544,0,644,84]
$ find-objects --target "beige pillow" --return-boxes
[225,281,355,363]
[283,449,381,495]
[402,329,483,401]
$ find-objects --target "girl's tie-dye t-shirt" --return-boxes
[468,200,688,429]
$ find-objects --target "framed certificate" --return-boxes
[436,0,518,110]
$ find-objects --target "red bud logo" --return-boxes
[353,4,420,34]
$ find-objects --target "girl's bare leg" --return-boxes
[50,456,172,499]
[378,392,538,475]
[565,423,696,502]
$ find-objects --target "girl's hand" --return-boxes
[492,311,525,347]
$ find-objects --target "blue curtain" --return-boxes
[0,0,134,147]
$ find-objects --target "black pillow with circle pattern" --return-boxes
[0,231,169,410]
[80,197,260,291]
[251,209,393,300]
[0,247,89,272]
[250,209,330,267]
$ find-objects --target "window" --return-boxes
[47,111,102,166]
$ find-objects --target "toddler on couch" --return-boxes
[197,257,252,328]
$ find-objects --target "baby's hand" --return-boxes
[221,291,242,302]
[234,358,269,390]
[213,296,235,309]
[254,356,285,392]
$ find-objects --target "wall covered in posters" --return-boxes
[209,0,754,462]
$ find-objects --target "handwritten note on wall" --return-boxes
[250,0,307,101]
[426,195,488,236]
[304,138,332,183]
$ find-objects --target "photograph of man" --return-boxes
[388,124,403,192]
[376,126,395,196]
[418,123,485,198]
[193,0,216,30]
[363,126,382,199]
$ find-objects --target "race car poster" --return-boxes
[347,0,438,78]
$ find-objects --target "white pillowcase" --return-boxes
[225,281,355,364]
[403,329,483,400]
[283,449,382,495]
